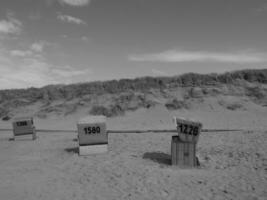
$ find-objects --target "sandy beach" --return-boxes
[0,106,266,200]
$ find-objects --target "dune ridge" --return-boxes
[0,69,266,120]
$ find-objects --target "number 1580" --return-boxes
[84,126,101,134]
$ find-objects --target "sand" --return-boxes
[0,106,266,200]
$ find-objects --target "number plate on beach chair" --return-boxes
[174,117,202,143]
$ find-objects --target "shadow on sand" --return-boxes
[143,152,171,165]
[65,147,79,154]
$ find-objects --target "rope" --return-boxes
[0,128,244,134]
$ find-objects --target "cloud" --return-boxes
[51,66,91,77]
[152,69,168,76]
[129,50,267,64]
[81,36,90,42]
[57,13,87,25]
[58,0,90,7]
[31,41,47,52]
[0,12,22,35]
[60,34,68,38]
[255,3,267,13]
[10,50,32,57]
[9,41,49,58]
[0,47,92,89]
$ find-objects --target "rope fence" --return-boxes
[0,128,244,134]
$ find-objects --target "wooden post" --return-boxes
[77,115,108,156]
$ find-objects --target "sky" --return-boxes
[0,0,267,89]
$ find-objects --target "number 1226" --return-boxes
[178,124,199,136]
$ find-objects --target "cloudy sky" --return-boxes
[0,0,267,89]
